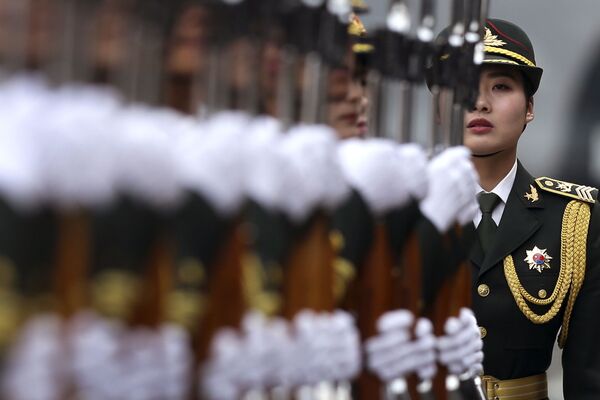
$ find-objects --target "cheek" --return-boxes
[327,103,345,126]
[497,100,528,132]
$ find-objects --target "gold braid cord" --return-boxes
[558,201,590,347]
[503,201,590,345]
[484,46,536,67]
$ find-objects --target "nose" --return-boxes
[472,89,491,113]
[347,80,362,103]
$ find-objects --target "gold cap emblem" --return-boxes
[484,27,507,48]
[348,13,367,37]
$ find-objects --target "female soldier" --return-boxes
[465,19,600,399]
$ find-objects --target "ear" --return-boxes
[525,97,535,123]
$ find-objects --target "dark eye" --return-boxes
[493,83,510,91]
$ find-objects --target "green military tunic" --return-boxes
[471,161,600,399]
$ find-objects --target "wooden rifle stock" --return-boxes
[196,218,249,361]
[395,230,424,400]
[356,220,396,399]
[55,212,91,318]
[427,225,473,400]
[283,212,335,318]
[128,231,174,328]
[348,199,424,400]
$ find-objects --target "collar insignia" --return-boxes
[484,27,507,48]
[524,246,552,273]
[524,184,539,203]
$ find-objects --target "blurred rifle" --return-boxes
[185,0,252,365]
[49,0,104,320]
[353,2,427,398]
[421,0,488,399]
[281,0,350,318]
[86,0,179,331]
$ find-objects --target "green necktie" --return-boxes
[477,192,501,253]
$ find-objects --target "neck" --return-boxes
[472,148,517,192]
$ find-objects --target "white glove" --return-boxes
[290,309,361,387]
[158,323,193,399]
[292,310,331,385]
[68,311,124,400]
[201,328,245,400]
[396,144,429,201]
[437,308,483,377]
[365,310,437,382]
[315,310,362,382]
[413,318,437,381]
[2,314,67,400]
[337,139,410,216]
[419,146,479,232]
[236,312,275,391]
[117,328,166,400]
[265,318,297,390]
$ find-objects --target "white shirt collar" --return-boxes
[474,160,518,227]
[476,160,518,203]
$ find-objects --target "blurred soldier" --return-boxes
[455,19,600,399]
[353,40,371,138]
[327,12,371,140]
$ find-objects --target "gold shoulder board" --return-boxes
[535,177,598,204]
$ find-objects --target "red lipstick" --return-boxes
[467,118,494,134]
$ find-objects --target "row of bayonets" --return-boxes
[3,0,487,148]
[0,1,490,399]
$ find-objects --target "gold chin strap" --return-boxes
[503,200,590,347]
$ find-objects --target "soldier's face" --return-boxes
[464,65,534,157]
[328,73,365,140]
[166,5,210,75]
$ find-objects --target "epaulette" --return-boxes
[535,177,598,204]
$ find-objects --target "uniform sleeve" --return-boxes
[562,201,600,399]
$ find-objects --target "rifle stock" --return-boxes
[395,230,424,400]
[55,212,91,318]
[196,218,248,361]
[283,212,335,318]
[129,232,174,328]
[357,221,396,399]
[426,224,474,400]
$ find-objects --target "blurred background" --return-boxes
[364,1,600,398]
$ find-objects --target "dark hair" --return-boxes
[353,51,370,85]
[522,72,535,102]
[521,72,534,132]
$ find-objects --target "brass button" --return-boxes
[479,326,487,338]
[477,284,490,297]
[538,289,547,299]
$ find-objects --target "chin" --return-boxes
[336,129,361,140]
[465,137,493,152]
[464,144,494,156]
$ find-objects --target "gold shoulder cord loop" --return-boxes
[558,200,590,347]
[503,201,590,343]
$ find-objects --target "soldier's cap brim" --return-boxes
[481,55,543,95]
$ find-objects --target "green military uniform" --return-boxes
[428,18,600,399]
[471,163,600,399]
